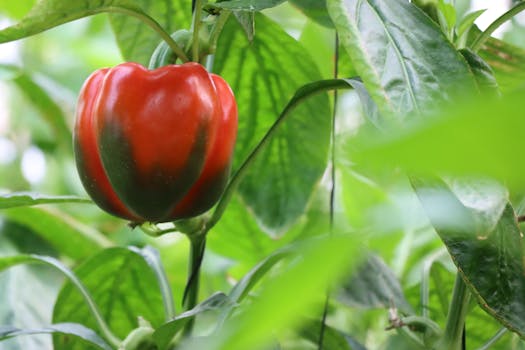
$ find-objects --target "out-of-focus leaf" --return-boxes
[0,192,90,209]
[53,247,166,349]
[153,292,232,350]
[413,178,525,337]
[180,235,361,350]
[0,323,112,350]
[2,207,111,260]
[327,0,475,119]
[0,0,35,19]
[289,0,333,28]
[300,320,367,350]
[214,14,331,233]
[0,65,72,148]
[347,90,525,192]
[110,0,190,66]
[339,254,413,314]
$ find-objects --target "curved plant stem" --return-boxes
[475,328,507,350]
[191,0,203,62]
[16,256,122,348]
[471,2,525,52]
[209,10,232,54]
[435,273,471,350]
[206,79,354,231]
[182,233,207,336]
[104,6,189,62]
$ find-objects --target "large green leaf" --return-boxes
[52,247,166,349]
[109,0,190,65]
[214,14,331,232]
[413,178,525,337]
[327,0,475,118]
[2,207,111,260]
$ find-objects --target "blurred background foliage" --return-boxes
[0,0,525,349]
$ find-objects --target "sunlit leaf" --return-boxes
[413,178,525,337]
[327,0,475,119]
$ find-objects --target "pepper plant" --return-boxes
[1,0,525,349]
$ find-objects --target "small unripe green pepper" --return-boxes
[74,62,237,223]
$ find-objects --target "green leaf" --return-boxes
[110,0,190,65]
[0,192,91,209]
[53,247,166,349]
[456,10,485,47]
[233,12,254,42]
[214,14,331,232]
[459,48,500,97]
[128,246,176,320]
[0,323,112,350]
[413,178,525,337]
[289,0,334,28]
[2,207,111,260]
[338,254,413,314]
[212,0,286,11]
[153,292,232,350]
[0,254,119,347]
[0,0,146,43]
[327,0,476,119]
[180,235,362,350]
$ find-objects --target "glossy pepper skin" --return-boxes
[74,62,237,223]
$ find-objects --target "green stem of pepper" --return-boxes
[208,10,231,55]
[435,273,470,350]
[471,2,525,52]
[191,0,204,62]
[181,232,207,336]
[104,6,189,63]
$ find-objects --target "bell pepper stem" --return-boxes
[191,0,204,62]
[182,232,207,336]
[209,10,231,54]
[206,79,354,231]
[435,273,471,350]
[471,2,525,52]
